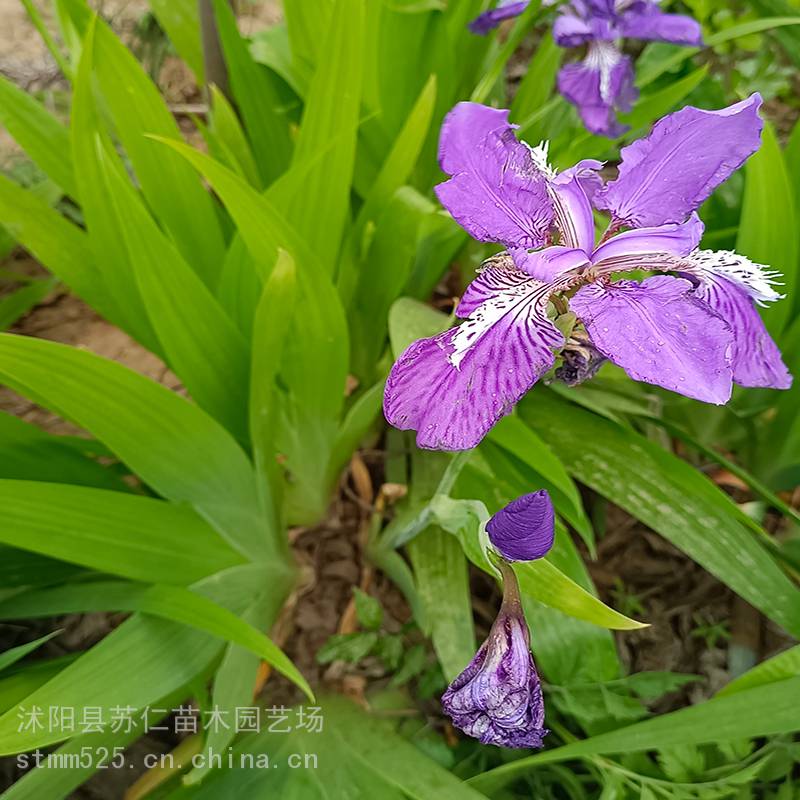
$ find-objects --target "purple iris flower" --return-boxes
[384,98,792,451]
[442,498,552,748]
[470,0,703,137]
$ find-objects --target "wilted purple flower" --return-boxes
[384,98,792,451]
[442,559,548,748]
[487,490,555,561]
[470,0,702,136]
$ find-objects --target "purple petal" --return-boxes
[457,256,531,316]
[435,103,554,249]
[551,168,596,252]
[486,491,555,561]
[384,268,563,450]
[552,10,597,46]
[442,606,547,748]
[553,0,618,46]
[557,46,637,138]
[469,0,529,34]
[681,250,792,390]
[594,94,764,227]
[562,158,606,202]
[512,245,589,283]
[590,213,704,271]
[621,2,703,45]
[570,275,734,403]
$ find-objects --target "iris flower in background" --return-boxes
[470,0,703,136]
[442,491,554,748]
[384,97,792,451]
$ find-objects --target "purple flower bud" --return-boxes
[486,491,555,562]
[442,564,547,748]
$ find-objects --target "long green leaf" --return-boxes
[0,614,220,755]
[429,495,646,631]
[211,0,292,185]
[0,75,76,197]
[208,85,262,189]
[80,11,226,287]
[0,334,268,561]
[511,33,561,121]
[184,587,290,785]
[638,17,800,86]
[470,676,800,791]
[0,175,123,335]
[0,580,310,699]
[0,565,270,755]
[0,480,243,584]
[148,0,205,81]
[409,527,475,681]
[0,632,61,675]
[0,412,126,491]
[250,250,297,528]
[71,27,162,353]
[486,415,594,550]
[0,279,55,331]
[169,694,490,800]
[519,390,800,637]
[278,0,365,273]
[95,138,251,441]
[736,121,798,336]
[155,140,350,524]
[717,644,800,696]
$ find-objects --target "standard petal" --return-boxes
[512,245,589,282]
[562,158,605,202]
[435,103,554,249]
[553,0,618,45]
[557,47,637,138]
[621,2,703,45]
[551,169,596,252]
[570,276,734,404]
[384,270,563,450]
[594,94,764,227]
[469,0,529,34]
[590,213,704,271]
[692,275,791,390]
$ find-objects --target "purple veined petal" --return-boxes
[442,563,547,749]
[469,0,529,34]
[552,9,596,46]
[692,275,792,390]
[562,158,605,202]
[680,248,785,306]
[435,103,555,250]
[384,267,564,450]
[681,249,791,389]
[620,1,703,45]
[486,491,556,561]
[557,45,637,138]
[590,213,705,270]
[594,94,764,228]
[512,245,589,283]
[553,0,619,45]
[551,169,596,252]
[457,255,531,317]
[570,275,734,403]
